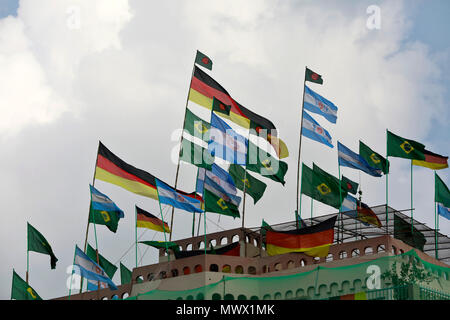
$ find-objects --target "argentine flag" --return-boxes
[338,142,382,177]
[73,246,117,290]
[304,85,338,124]
[302,111,333,148]
[209,112,248,165]
[90,185,124,218]
[341,194,357,215]
[156,179,203,213]
[437,203,450,220]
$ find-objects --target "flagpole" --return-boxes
[295,68,307,229]
[135,206,138,268]
[410,160,414,234]
[169,57,197,241]
[26,224,29,284]
[386,156,389,234]
[241,129,251,229]
[434,171,438,259]
[91,207,101,294]
[338,163,342,244]
[192,168,200,237]
[68,245,77,300]
[155,184,170,262]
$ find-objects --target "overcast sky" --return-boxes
[0,0,449,299]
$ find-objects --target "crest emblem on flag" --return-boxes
[370,153,381,164]
[400,141,414,154]
[100,211,110,222]
[262,159,274,172]
[201,57,209,65]
[317,183,331,195]
[217,198,229,210]
[27,287,37,299]
[194,121,209,134]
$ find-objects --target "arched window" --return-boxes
[222,264,231,273]
[300,259,307,267]
[224,294,235,300]
[147,273,154,281]
[136,275,144,283]
[194,264,203,273]
[364,247,373,255]
[235,265,244,274]
[212,293,221,300]
[171,269,179,277]
[352,248,360,257]
[121,292,129,299]
[339,251,348,259]
[274,263,282,271]
[248,266,257,275]
[287,260,295,269]
[183,267,190,275]
[220,237,228,245]
[237,294,247,300]
[377,245,385,253]
[196,293,205,300]
[326,254,333,262]
[209,264,218,272]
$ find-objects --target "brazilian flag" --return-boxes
[359,140,390,174]
[203,188,240,218]
[184,108,210,142]
[387,130,426,160]
[11,270,42,300]
[179,138,214,170]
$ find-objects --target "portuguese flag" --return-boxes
[189,65,289,158]
[265,215,337,257]
[386,130,426,160]
[359,140,390,174]
[412,149,448,170]
[305,67,323,84]
[11,270,42,300]
[195,50,212,70]
[136,205,171,233]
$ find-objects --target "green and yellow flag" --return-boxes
[204,188,240,218]
[228,164,267,204]
[359,140,390,174]
[184,108,210,142]
[86,243,118,279]
[386,131,425,160]
[246,141,288,185]
[27,223,58,269]
[180,138,214,170]
[11,270,42,300]
[435,173,450,207]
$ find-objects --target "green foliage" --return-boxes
[381,260,435,287]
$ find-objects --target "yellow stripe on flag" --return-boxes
[136,221,171,233]
[412,159,448,170]
[266,243,331,258]
[95,167,158,200]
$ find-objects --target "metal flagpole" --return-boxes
[296,68,307,229]
[192,168,200,237]
[68,245,77,300]
[434,171,438,259]
[155,184,170,262]
[135,206,138,268]
[338,162,342,244]
[26,224,29,284]
[169,56,198,241]
[385,129,389,234]
[410,160,414,234]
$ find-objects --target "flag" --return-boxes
[11,270,42,300]
[338,142,382,177]
[301,111,333,148]
[195,50,212,70]
[180,138,214,170]
[435,173,450,220]
[228,164,267,204]
[305,67,323,84]
[394,215,426,251]
[356,201,382,227]
[156,179,203,213]
[246,140,288,185]
[189,65,289,158]
[73,245,117,290]
[89,185,124,233]
[265,216,337,257]
[174,242,240,259]
[359,140,390,174]
[412,149,448,170]
[203,188,240,218]
[341,194,357,213]
[196,167,206,195]
[303,85,337,124]
[139,241,180,252]
[120,263,132,285]
[341,175,358,195]
[203,166,242,208]
[212,97,231,116]
[86,243,118,280]
[27,223,58,269]
[136,205,171,233]
[208,112,248,165]
[184,108,210,142]
[386,130,426,160]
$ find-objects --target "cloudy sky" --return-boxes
[1,0,449,299]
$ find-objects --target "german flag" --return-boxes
[189,66,289,159]
[265,216,337,257]
[95,142,203,203]
[136,206,170,233]
[412,149,448,170]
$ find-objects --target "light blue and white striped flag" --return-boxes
[156,179,203,213]
[437,202,450,220]
[303,85,338,124]
[302,111,333,148]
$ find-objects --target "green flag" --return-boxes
[359,140,390,174]
[228,164,267,204]
[212,97,231,116]
[305,67,323,84]
[27,223,58,269]
[386,130,426,160]
[246,141,288,185]
[180,138,214,170]
[11,270,42,300]
[195,50,213,70]
[120,262,132,285]
[313,164,347,209]
[435,173,450,207]
[204,188,240,218]
[184,108,210,142]
[89,205,121,234]
[394,214,426,251]
[86,243,118,279]
[139,241,180,252]
[341,175,359,195]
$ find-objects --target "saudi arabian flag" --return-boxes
[246,140,288,185]
[120,262,132,285]
[11,270,42,300]
[386,130,426,160]
[27,223,58,269]
[228,164,267,204]
[305,67,323,84]
[435,173,450,207]
[184,108,210,142]
[195,50,213,70]
[203,188,240,218]
[86,243,118,279]
[359,141,390,174]
[179,138,214,170]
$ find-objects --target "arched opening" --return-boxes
[326,254,333,262]
[248,266,257,275]
[171,269,179,277]
[210,239,217,247]
[274,292,282,300]
[285,290,293,299]
[209,264,219,272]
[391,246,397,255]
[147,273,154,281]
[237,294,247,300]
[263,294,271,300]
[364,247,373,255]
[220,237,228,245]
[186,243,193,251]
[313,257,320,264]
[158,271,167,279]
[274,263,282,271]
[121,292,129,299]
[198,241,205,249]
[224,294,234,300]
[196,293,205,300]
[212,293,221,300]
[250,296,259,300]
[235,265,244,274]
[136,275,144,283]
[194,264,203,273]
[377,245,385,253]
[287,260,295,269]
[352,248,360,257]
[183,267,190,275]
[300,259,307,267]
[101,296,108,300]
[339,251,348,259]
[222,264,231,273]
[232,234,240,243]
[186,295,194,300]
